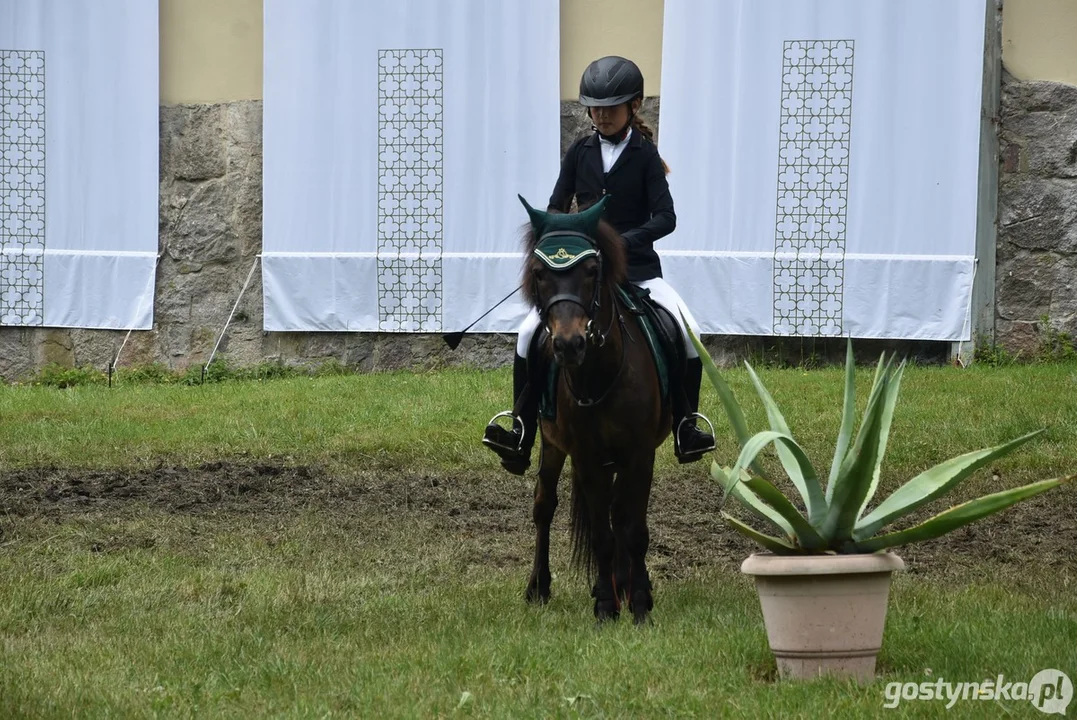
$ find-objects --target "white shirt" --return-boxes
[599,126,632,173]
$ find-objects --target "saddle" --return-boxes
[537,283,686,421]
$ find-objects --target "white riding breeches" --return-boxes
[515,277,701,360]
[515,307,542,357]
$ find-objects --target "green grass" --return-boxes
[1,512,1073,719]
[1,363,1075,482]
[1,362,1076,717]
[0,368,505,473]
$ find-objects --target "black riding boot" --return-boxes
[482,353,540,475]
[673,357,716,464]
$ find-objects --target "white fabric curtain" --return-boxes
[0,0,158,329]
[658,0,987,340]
[262,0,560,332]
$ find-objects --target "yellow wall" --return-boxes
[560,0,664,100]
[158,0,664,105]
[160,0,263,105]
[1002,0,1077,86]
[158,0,1077,105]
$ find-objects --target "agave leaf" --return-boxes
[686,323,769,479]
[821,364,893,541]
[712,462,794,540]
[728,430,791,483]
[721,512,798,554]
[854,428,1047,539]
[845,353,896,456]
[832,353,895,486]
[740,473,826,550]
[718,429,829,546]
[857,357,908,518]
[742,362,826,527]
[851,476,1073,553]
[826,339,858,502]
[869,350,888,395]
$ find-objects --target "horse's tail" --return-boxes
[569,469,597,576]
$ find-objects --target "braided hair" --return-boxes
[630,114,670,175]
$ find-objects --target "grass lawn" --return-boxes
[1,361,1075,717]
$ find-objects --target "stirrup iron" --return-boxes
[674,412,717,452]
[483,410,527,454]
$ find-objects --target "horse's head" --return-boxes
[518,195,627,367]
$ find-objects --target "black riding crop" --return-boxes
[442,286,520,350]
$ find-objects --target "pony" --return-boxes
[515,194,672,625]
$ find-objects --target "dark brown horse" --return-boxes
[516,195,671,625]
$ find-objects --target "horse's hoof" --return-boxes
[593,603,620,624]
[525,586,550,605]
[525,573,551,604]
[630,591,653,625]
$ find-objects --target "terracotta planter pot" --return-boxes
[741,552,905,683]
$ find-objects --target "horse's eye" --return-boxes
[586,265,599,278]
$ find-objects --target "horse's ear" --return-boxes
[518,194,546,237]
[576,194,610,234]
[520,192,609,239]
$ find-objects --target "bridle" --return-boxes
[533,231,630,407]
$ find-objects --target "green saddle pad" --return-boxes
[538,285,672,421]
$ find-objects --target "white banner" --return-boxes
[0,0,158,329]
[262,0,560,332]
[658,0,987,340]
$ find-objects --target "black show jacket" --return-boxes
[546,129,676,283]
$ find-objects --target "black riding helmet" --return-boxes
[578,55,644,107]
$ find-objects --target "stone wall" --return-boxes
[3,78,1073,382]
[996,70,1077,355]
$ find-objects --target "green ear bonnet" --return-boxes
[518,194,609,270]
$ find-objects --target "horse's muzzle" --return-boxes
[552,333,586,366]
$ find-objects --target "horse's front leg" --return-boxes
[618,449,656,625]
[526,432,565,604]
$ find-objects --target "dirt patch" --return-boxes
[0,461,334,516]
[1,461,1074,578]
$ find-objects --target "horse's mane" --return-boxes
[519,217,628,308]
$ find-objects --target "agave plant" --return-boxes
[686,330,1073,555]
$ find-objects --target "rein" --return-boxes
[560,283,632,408]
